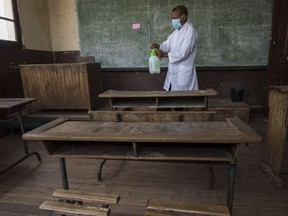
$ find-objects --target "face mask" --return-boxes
[171,15,184,29]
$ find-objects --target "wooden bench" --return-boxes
[89,110,216,122]
[145,199,231,216]
[207,99,250,123]
[40,189,120,216]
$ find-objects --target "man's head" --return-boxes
[171,5,188,26]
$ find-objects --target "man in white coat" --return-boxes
[151,5,199,91]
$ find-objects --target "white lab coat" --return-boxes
[160,21,199,91]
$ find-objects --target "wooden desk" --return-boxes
[23,115,261,214]
[20,63,102,111]
[0,98,41,175]
[261,86,288,187]
[98,89,217,110]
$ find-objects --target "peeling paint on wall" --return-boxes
[17,0,79,52]
[48,0,80,51]
[17,0,52,51]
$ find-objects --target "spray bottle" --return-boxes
[149,49,160,74]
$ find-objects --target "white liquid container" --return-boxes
[149,49,160,74]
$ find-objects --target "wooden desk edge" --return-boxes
[205,88,218,95]
[226,117,263,143]
[22,117,262,144]
[98,89,217,98]
[22,117,68,140]
[268,86,288,93]
[0,98,38,109]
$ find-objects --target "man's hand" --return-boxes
[151,43,160,49]
[157,49,168,59]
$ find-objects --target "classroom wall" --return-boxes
[17,0,79,52]
[48,0,80,52]
[17,0,52,51]
[0,0,79,98]
[0,0,268,111]
[0,0,54,98]
[0,48,53,98]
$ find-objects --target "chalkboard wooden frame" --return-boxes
[100,66,267,72]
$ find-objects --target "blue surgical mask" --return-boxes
[171,15,184,29]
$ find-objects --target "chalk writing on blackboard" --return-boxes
[77,0,272,68]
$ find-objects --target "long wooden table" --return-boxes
[0,98,41,175]
[22,116,262,214]
[98,89,217,110]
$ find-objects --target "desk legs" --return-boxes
[0,109,41,175]
[18,109,29,155]
[96,159,236,213]
[18,110,41,162]
[97,159,107,181]
[227,161,236,215]
[58,158,237,214]
[59,158,69,190]
[0,152,41,175]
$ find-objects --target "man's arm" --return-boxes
[168,28,198,64]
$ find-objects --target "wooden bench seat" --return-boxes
[53,189,120,204]
[39,189,120,216]
[145,199,231,216]
[40,201,109,216]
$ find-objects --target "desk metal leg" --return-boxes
[227,161,236,215]
[18,109,29,154]
[209,164,214,190]
[18,110,41,160]
[0,153,41,175]
[19,109,42,158]
[59,158,69,190]
[97,159,107,182]
[0,109,41,175]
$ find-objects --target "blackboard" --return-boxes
[77,0,273,68]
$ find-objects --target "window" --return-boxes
[0,0,21,45]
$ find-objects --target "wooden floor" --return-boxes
[0,116,288,216]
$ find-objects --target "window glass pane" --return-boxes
[0,19,16,41]
[0,0,14,19]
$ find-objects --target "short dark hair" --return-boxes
[172,5,188,17]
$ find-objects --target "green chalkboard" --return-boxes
[77,0,273,68]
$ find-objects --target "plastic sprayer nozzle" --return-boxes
[150,49,157,56]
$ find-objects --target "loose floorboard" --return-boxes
[0,117,288,216]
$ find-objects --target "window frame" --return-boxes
[0,0,22,47]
